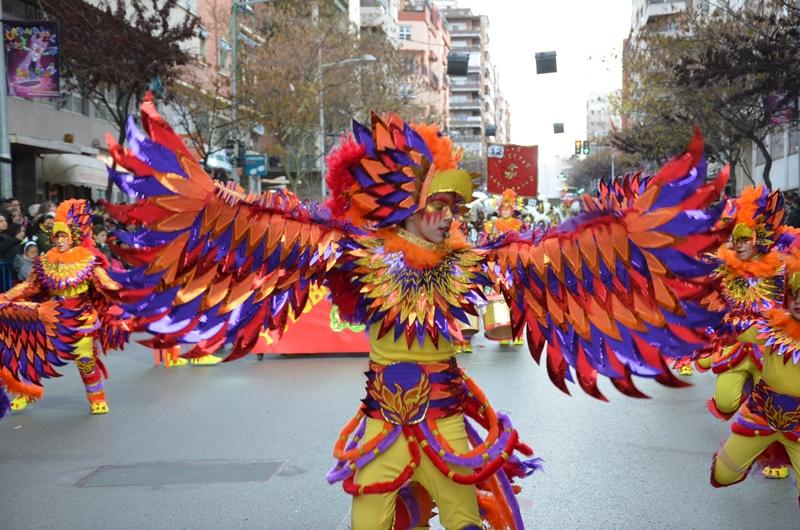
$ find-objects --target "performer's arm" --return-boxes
[1,270,42,301]
[92,265,122,293]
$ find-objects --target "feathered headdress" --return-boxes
[785,249,800,299]
[324,113,474,229]
[730,185,784,253]
[499,189,518,210]
[52,199,94,247]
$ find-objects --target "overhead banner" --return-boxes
[3,21,60,98]
[487,144,538,196]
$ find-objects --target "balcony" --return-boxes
[450,115,482,125]
[450,84,480,92]
[449,28,480,37]
[450,100,481,109]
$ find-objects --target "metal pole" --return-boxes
[611,150,615,180]
[318,59,326,200]
[230,2,240,186]
[0,3,13,198]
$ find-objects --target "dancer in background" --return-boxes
[698,187,791,479]
[0,200,128,416]
[711,248,800,501]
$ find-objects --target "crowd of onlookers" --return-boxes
[0,198,121,291]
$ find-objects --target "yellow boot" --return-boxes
[90,401,109,415]
[190,354,222,366]
[10,395,29,411]
[165,356,188,368]
[762,465,790,479]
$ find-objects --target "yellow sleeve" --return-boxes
[93,266,122,292]
[2,270,42,301]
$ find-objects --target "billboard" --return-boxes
[3,21,60,98]
[487,144,538,196]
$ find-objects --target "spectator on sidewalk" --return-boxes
[0,213,23,291]
[13,240,38,281]
[33,212,55,254]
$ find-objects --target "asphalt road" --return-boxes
[0,336,797,530]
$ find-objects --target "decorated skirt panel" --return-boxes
[363,359,465,424]
[733,381,800,441]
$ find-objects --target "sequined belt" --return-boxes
[362,359,465,425]
[733,381,800,440]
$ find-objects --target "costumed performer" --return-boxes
[483,189,525,346]
[711,248,800,505]
[698,186,792,479]
[106,97,729,529]
[0,200,129,417]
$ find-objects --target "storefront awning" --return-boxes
[10,133,98,156]
[41,154,109,189]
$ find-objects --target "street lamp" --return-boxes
[318,54,377,200]
[231,0,273,191]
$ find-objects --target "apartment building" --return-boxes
[361,0,400,42]
[397,0,450,122]
[437,6,494,163]
[586,91,621,142]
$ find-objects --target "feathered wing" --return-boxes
[106,97,351,360]
[482,131,729,400]
[0,300,74,391]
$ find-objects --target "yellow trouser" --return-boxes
[712,357,760,415]
[714,432,800,493]
[75,335,94,359]
[351,414,482,530]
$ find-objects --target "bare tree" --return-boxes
[41,0,198,197]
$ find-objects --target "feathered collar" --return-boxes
[717,246,782,278]
[35,246,97,290]
[760,308,800,365]
[377,227,470,269]
[346,232,485,348]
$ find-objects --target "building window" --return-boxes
[789,127,800,155]
[756,143,766,165]
[771,131,785,160]
[178,0,197,14]
[219,39,231,71]
[399,25,412,41]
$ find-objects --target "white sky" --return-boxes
[454,0,633,197]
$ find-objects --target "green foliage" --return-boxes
[618,2,800,189]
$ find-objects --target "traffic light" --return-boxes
[574,140,582,155]
[582,140,590,155]
[237,141,246,168]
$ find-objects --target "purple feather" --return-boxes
[125,116,185,176]
[352,119,376,157]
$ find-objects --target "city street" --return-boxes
[0,336,796,530]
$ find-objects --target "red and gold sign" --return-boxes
[487,144,538,196]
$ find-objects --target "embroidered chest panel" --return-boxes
[717,265,782,316]
[35,254,97,292]
[343,238,485,347]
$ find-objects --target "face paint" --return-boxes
[789,291,800,320]
[417,193,459,244]
[55,232,71,252]
[734,237,755,261]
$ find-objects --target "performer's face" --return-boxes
[418,193,457,244]
[788,290,800,320]
[55,232,71,252]
[499,205,513,218]
[734,237,755,261]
